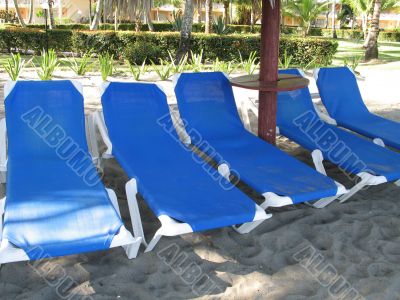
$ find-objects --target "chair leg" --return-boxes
[126,179,148,247]
[233,220,265,234]
[339,179,368,203]
[309,196,338,209]
[145,230,163,253]
[0,198,5,243]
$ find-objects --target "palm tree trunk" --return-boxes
[5,0,9,22]
[223,0,229,25]
[205,0,212,33]
[177,0,194,62]
[365,0,381,60]
[143,0,154,31]
[48,0,56,29]
[197,0,202,23]
[90,0,103,30]
[28,0,34,24]
[13,0,26,27]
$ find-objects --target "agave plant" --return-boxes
[127,59,147,81]
[344,56,362,73]
[98,53,114,81]
[171,10,183,31]
[190,50,204,73]
[3,53,26,81]
[239,51,259,75]
[66,50,93,76]
[278,50,294,69]
[168,51,188,73]
[33,49,60,80]
[150,58,174,81]
[213,16,231,35]
[212,58,237,75]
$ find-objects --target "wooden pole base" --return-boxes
[258,90,277,144]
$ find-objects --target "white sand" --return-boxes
[0,64,399,300]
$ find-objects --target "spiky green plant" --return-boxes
[127,59,147,81]
[213,16,231,35]
[212,58,237,75]
[190,50,203,72]
[239,51,259,75]
[33,49,59,80]
[168,51,188,73]
[98,53,114,81]
[344,56,362,73]
[3,53,26,81]
[151,58,174,80]
[278,50,294,69]
[66,51,93,76]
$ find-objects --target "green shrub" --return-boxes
[0,28,338,67]
[379,29,400,42]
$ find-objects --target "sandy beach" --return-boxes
[0,64,399,300]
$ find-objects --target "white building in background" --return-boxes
[0,0,89,23]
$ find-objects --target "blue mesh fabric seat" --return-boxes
[315,67,400,150]
[2,81,125,261]
[100,82,267,236]
[174,72,342,205]
[277,69,400,183]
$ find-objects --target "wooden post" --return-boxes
[258,0,281,144]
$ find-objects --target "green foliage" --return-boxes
[213,16,231,35]
[212,58,237,75]
[190,49,203,72]
[66,51,92,76]
[33,49,59,80]
[98,53,114,81]
[169,51,188,73]
[127,59,147,81]
[283,0,329,36]
[3,53,26,81]
[0,29,339,67]
[151,58,174,80]
[239,51,259,75]
[344,56,362,72]
[171,10,183,32]
[278,49,294,69]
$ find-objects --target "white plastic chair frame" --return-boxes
[89,109,271,252]
[239,89,399,206]
[0,81,142,265]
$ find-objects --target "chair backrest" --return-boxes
[277,69,319,128]
[316,67,369,120]
[5,81,88,161]
[101,82,179,152]
[174,72,245,139]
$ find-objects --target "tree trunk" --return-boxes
[251,0,257,26]
[114,2,118,31]
[28,0,34,24]
[5,0,9,22]
[48,0,56,29]
[205,0,212,33]
[13,0,26,27]
[90,0,103,30]
[365,0,381,61]
[177,0,194,62]
[144,0,154,31]
[197,0,202,23]
[223,0,229,25]
[362,14,368,40]
[331,0,337,38]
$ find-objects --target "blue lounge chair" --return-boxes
[174,72,346,209]
[90,82,270,252]
[0,81,142,264]
[272,69,400,202]
[315,67,400,150]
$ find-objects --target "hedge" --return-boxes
[317,28,400,42]
[0,28,338,66]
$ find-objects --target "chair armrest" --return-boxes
[0,118,7,172]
